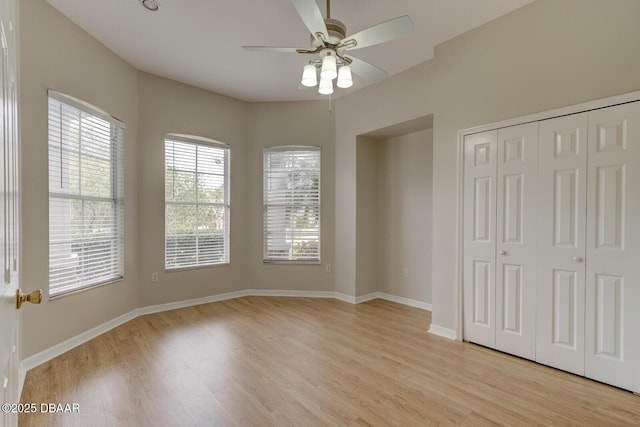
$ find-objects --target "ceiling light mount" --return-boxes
[140,0,160,12]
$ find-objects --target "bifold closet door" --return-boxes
[585,101,640,393]
[536,113,588,376]
[463,131,497,348]
[494,123,538,360]
[464,125,538,355]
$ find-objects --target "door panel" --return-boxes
[0,0,20,424]
[472,261,491,326]
[474,177,492,242]
[463,131,497,348]
[537,113,587,375]
[495,123,537,360]
[585,101,640,393]
[594,165,624,249]
[552,269,578,348]
[553,169,578,247]
[502,174,522,243]
[501,264,521,333]
[593,274,622,359]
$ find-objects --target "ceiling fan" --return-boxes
[242,0,414,95]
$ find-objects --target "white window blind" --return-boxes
[263,147,320,263]
[48,91,125,298]
[165,135,230,269]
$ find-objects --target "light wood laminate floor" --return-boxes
[20,297,640,426]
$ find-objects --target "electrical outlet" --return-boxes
[151,272,158,282]
[325,264,332,273]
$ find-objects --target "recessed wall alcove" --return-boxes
[355,115,433,304]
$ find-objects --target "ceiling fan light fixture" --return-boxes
[243,0,414,96]
[318,78,333,95]
[320,54,337,80]
[337,65,353,88]
[301,64,318,87]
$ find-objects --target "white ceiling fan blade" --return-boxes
[343,15,414,51]
[242,46,303,53]
[290,0,328,42]
[347,56,388,83]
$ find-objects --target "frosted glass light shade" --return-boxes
[301,64,317,87]
[318,78,333,95]
[337,65,353,88]
[320,55,337,80]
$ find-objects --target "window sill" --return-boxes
[49,276,124,301]
[165,262,230,273]
[262,260,321,265]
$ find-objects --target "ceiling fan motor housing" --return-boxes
[325,18,346,43]
[311,18,346,47]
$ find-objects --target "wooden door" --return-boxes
[585,101,640,393]
[0,0,21,424]
[463,130,497,348]
[495,123,538,360]
[536,113,588,375]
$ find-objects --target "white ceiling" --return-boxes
[46,0,534,102]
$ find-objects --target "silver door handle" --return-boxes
[572,256,583,263]
[499,250,507,256]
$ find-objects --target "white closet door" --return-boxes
[495,123,538,360]
[536,113,588,375]
[585,101,640,393]
[463,131,497,348]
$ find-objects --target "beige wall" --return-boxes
[430,0,640,331]
[246,101,335,291]
[378,129,432,303]
[137,73,249,306]
[20,0,139,357]
[355,136,379,297]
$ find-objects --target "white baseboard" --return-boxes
[355,292,379,304]
[18,289,435,396]
[428,323,458,340]
[333,292,356,304]
[378,292,432,311]
[136,290,250,317]
[245,289,336,299]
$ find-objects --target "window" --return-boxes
[48,91,125,298]
[263,146,320,263]
[165,135,230,269]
